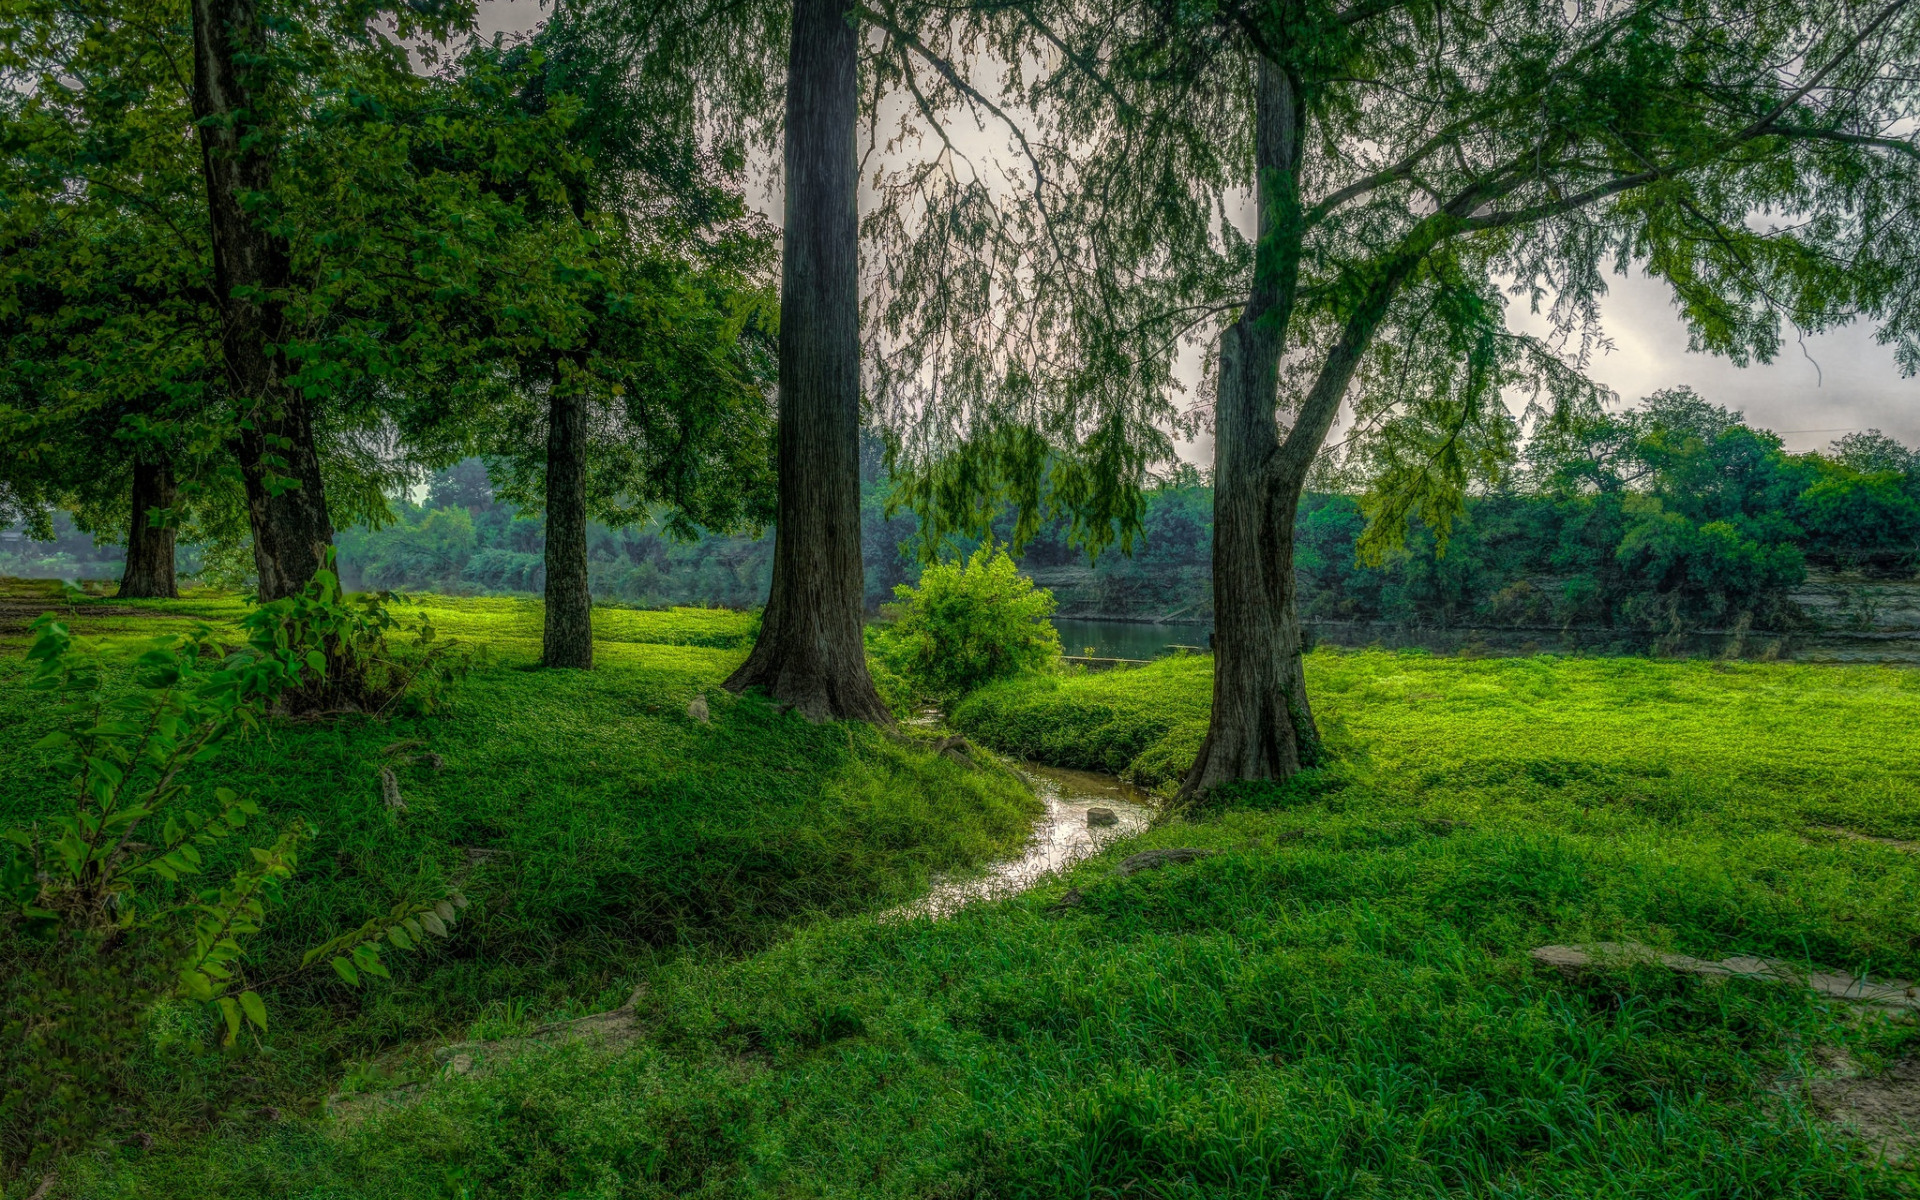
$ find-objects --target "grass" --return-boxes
[0,582,1038,1182]
[950,655,1213,790]
[12,594,1920,1197]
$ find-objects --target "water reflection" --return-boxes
[895,764,1155,919]
[1053,618,1208,661]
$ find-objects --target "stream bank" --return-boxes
[897,764,1155,917]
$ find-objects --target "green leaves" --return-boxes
[301,891,466,989]
[212,989,267,1046]
[873,542,1062,705]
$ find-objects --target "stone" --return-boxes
[1046,887,1084,914]
[687,694,710,723]
[380,766,406,812]
[1086,807,1119,827]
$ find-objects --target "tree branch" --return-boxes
[1766,124,1920,159]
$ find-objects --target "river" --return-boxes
[1053,618,1208,661]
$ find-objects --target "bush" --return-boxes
[0,617,312,1179]
[871,543,1061,706]
[1,586,466,1181]
[241,554,471,717]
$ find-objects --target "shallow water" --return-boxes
[897,764,1155,918]
[1053,618,1207,661]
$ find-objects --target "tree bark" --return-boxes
[724,0,889,724]
[117,458,179,599]
[190,0,333,601]
[1179,59,1320,801]
[542,384,594,669]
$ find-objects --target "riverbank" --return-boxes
[13,588,1920,1196]
[68,642,1920,1196]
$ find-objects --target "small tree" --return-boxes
[874,543,1062,705]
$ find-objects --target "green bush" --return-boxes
[241,554,471,717]
[0,617,312,1179]
[872,543,1061,706]
[0,585,467,1182]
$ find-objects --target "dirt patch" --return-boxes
[325,986,647,1125]
[1807,1047,1920,1162]
[1531,942,1920,1011]
[1806,825,1920,853]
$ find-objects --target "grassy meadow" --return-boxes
[6,582,1920,1196]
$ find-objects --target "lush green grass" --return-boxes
[0,585,1038,1177]
[951,655,1213,790]
[36,640,1920,1197]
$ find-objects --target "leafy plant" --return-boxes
[0,616,314,1177]
[240,550,471,717]
[872,543,1061,706]
[301,892,467,990]
[0,589,467,1179]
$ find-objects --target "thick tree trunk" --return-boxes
[1179,59,1320,802]
[724,0,889,724]
[542,385,594,669]
[117,459,179,599]
[190,0,333,601]
[1179,330,1321,801]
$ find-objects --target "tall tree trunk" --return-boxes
[724,0,889,724]
[117,458,179,599]
[542,384,593,669]
[1179,60,1320,801]
[190,0,333,601]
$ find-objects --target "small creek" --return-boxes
[897,764,1156,918]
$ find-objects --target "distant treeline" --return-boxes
[8,391,1917,635]
[1033,390,1920,634]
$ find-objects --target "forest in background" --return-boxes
[8,388,1918,638]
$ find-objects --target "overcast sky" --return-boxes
[473,0,1916,457]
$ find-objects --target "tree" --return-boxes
[0,3,232,598]
[864,0,1920,797]
[712,0,891,721]
[313,32,778,669]
[4,0,464,598]
[186,0,339,599]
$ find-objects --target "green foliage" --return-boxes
[237,553,471,717]
[0,594,1040,1184]
[72,648,1920,1198]
[872,543,1061,705]
[0,615,312,1177]
[862,0,1920,572]
[302,894,468,989]
[952,656,1212,792]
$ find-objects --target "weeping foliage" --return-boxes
[852,0,1920,554]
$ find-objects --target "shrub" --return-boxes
[1,589,467,1182]
[872,543,1061,705]
[241,553,471,717]
[0,617,312,1179]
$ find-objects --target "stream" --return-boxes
[896,764,1156,919]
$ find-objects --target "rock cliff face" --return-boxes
[1784,571,1920,663]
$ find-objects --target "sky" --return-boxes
[471,0,1916,458]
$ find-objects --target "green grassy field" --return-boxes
[9,590,1920,1197]
[0,583,1038,1190]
